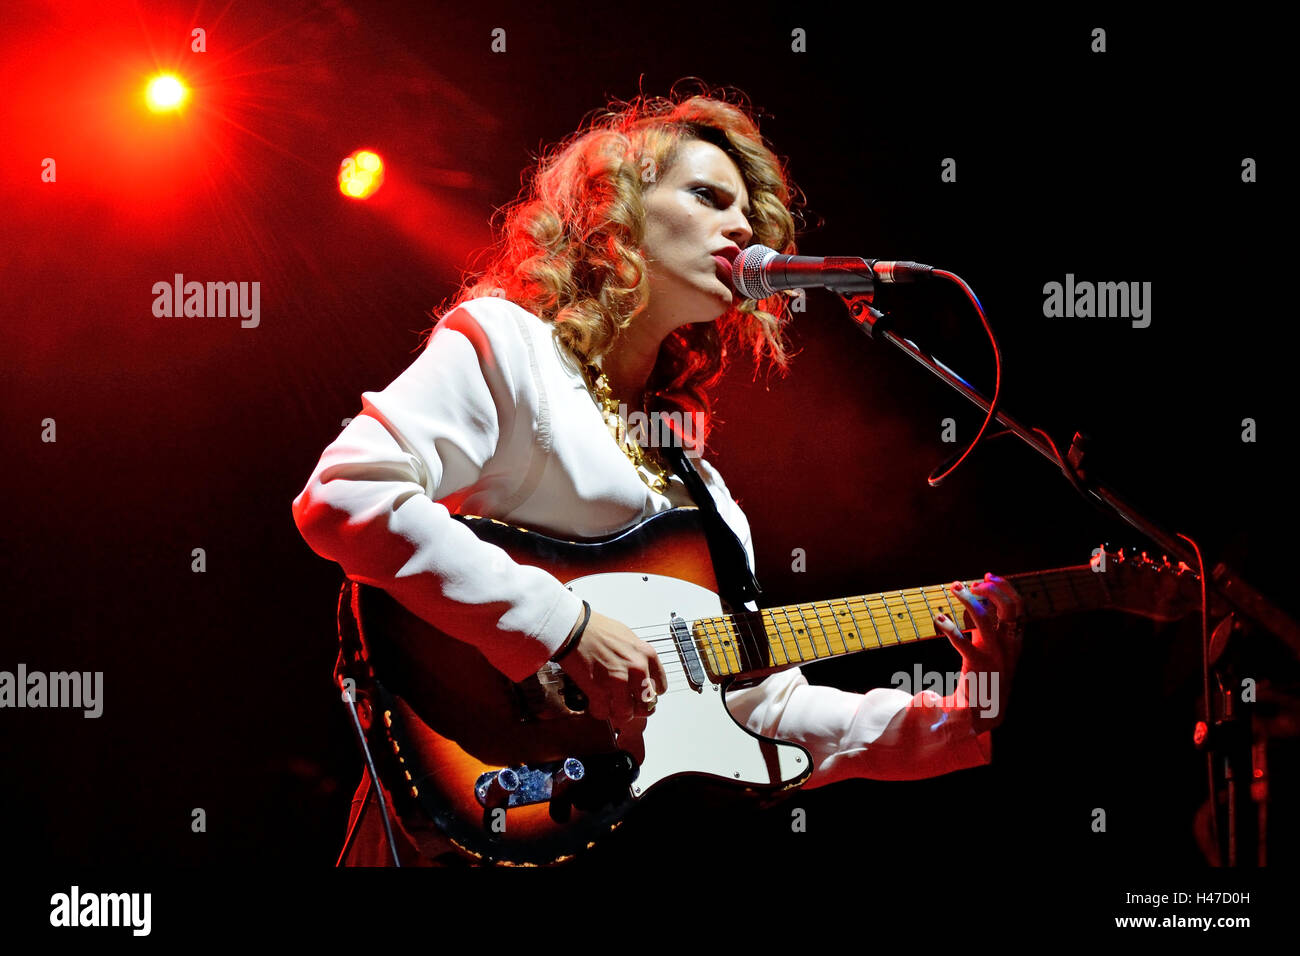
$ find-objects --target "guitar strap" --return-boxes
[660,444,763,612]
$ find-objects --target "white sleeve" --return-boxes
[291,302,585,682]
[708,461,994,782]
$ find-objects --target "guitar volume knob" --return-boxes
[483,768,521,810]
[552,757,584,798]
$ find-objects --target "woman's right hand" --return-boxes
[556,608,667,723]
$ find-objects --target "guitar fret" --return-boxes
[850,596,884,648]
[762,610,792,667]
[941,585,963,628]
[699,617,738,676]
[1061,571,1082,612]
[830,599,867,652]
[699,618,722,674]
[877,592,909,643]
[859,594,895,645]
[781,604,808,662]
[1066,569,1104,613]
[765,607,786,663]
[774,608,795,671]
[719,617,741,673]
[918,584,956,634]
[907,587,941,639]
[809,601,832,654]
[815,601,849,655]
[1048,580,1075,613]
[763,608,792,666]
[801,601,825,656]
[856,595,880,645]
[899,590,923,641]
[793,603,821,660]
[1014,573,1044,620]
[695,619,720,676]
[1041,577,1059,614]
[795,606,826,658]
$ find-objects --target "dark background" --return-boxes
[2,0,1293,922]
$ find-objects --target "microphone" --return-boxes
[730,245,933,299]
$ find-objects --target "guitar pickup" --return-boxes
[670,613,707,690]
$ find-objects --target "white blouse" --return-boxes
[292,296,991,786]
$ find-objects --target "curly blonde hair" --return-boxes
[433,83,806,450]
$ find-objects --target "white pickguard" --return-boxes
[564,572,809,797]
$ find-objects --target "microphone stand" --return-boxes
[834,283,1299,867]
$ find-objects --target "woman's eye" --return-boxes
[692,187,719,207]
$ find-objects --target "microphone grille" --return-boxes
[731,245,778,299]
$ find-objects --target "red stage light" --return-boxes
[339,150,385,199]
[145,73,189,113]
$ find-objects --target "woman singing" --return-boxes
[292,86,1024,865]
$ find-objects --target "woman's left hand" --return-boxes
[931,573,1025,732]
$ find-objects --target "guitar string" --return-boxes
[576,563,1089,644]
[559,566,1106,679]
[541,566,1180,694]
[571,596,948,682]
[621,584,973,662]
[615,565,1104,651]
[588,567,1091,680]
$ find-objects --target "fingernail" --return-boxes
[952,581,965,591]
[935,612,947,622]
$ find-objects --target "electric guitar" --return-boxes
[338,506,1204,865]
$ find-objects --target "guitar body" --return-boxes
[341,507,1203,865]
[348,507,810,866]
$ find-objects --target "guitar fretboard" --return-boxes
[691,565,1109,680]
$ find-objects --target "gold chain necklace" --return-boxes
[578,361,674,494]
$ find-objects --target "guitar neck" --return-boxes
[693,563,1107,680]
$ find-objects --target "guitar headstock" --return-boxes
[1091,545,1204,622]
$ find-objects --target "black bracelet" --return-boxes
[551,600,591,663]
